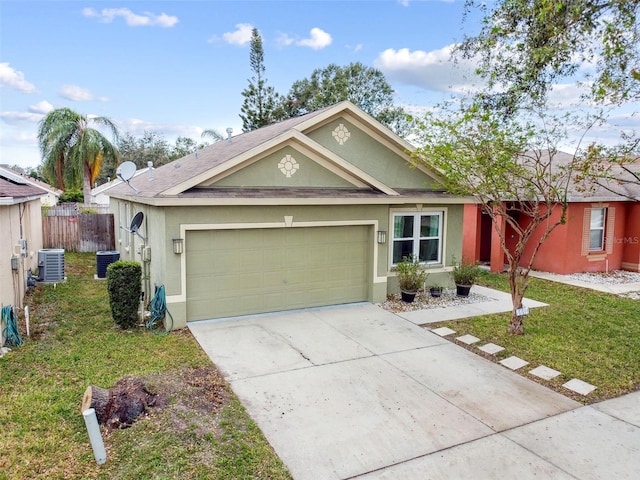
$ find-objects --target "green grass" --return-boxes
[0,252,291,480]
[433,271,640,403]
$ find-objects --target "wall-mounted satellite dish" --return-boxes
[130,212,144,233]
[116,161,139,193]
[120,211,146,242]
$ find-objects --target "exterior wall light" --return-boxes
[173,238,184,254]
[377,230,387,244]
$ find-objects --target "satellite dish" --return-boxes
[116,161,136,182]
[120,211,146,242]
[116,161,139,193]
[130,212,144,232]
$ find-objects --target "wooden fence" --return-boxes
[42,214,115,252]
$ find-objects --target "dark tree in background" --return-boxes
[96,131,211,185]
[284,62,411,136]
[239,28,284,132]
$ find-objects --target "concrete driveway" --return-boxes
[189,303,640,479]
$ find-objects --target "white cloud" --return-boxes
[28,100,53,114]
[222,23,254,46]
[0,111,43,124]
[59,85,108,102]
[82,7,178,28]
[546,82,595,109]
[0,63,37,93]
[375,45,484,94]
[275,32,295,47]
[297,28,332,50]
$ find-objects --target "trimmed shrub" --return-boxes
[106,260,141,329]
[59,190,84,203]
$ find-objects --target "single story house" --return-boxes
[108,101,469,328]
[0,171,46,345]
[90,167,151,206]
[462,152,640,274]
[0,166,61,207]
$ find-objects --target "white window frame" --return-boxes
[391,211,444,266]
[589,207,606,251]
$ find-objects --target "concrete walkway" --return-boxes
[189,302,640,479]
[398,284,547,324]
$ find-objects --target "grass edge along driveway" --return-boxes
[0,252,292,480]
[429,272,640,404]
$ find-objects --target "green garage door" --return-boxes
[186,226,371,321]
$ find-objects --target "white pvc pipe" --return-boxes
[82,408,107,465]
[25,305,30,337]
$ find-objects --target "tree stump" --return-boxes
[81,377,156,429]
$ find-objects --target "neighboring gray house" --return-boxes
[108,102,469,328]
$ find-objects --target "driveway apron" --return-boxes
[189,303,581,479]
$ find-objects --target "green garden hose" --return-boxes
[2,305,23,347]
[147,285,173,335]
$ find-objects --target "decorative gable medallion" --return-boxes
[278,154,300,178]
[332,124,351,145]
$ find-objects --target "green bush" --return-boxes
[396,254,428,292]
[59,190,84,202]
[451,257,482,286]
[107,260,142,329]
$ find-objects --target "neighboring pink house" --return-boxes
[462,156,640,275]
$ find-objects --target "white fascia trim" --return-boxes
[166,219,386,304]
[290,131,399,195]
[0,194,45,205]
[295,102,416,155]
[108,194,474,207]
[162,131,301,195]
[297,106,446,187]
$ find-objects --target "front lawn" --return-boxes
[0,252,291,480]
[431,272,640,403]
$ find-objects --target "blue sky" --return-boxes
[1,0,638,170]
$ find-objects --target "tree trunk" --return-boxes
[83,163,92,204]
[509,313,525,335]
[81,377,156,429]
[507,264,526,335]
[82,385,111,423]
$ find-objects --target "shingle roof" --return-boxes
[0,166,61,196]
[108,106,335,200]
[0,176,47,200]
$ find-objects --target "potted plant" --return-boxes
[396,254,427,303]
[451,258,482,297]
[429,283,443,298]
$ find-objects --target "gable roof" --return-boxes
[0,166,62,197]
[91,167,150,196]
[0,172,47,205]
[108,102,451,206]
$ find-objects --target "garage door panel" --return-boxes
[186,226,370,321]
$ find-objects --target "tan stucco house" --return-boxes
[1,171,45,344]
[108,102,468,328]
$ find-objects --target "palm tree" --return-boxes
[38,108,120,202]
[201,129,224,143]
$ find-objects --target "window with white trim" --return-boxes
[392,212,443,265]
[589,207,606,251]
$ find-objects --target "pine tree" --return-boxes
[239,28,283,132]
